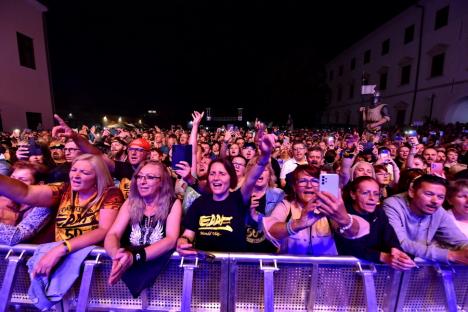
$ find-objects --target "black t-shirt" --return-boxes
[114,161,136,199]
[183,189,248,252]
[245,194,277,253]
[114,161,135,180]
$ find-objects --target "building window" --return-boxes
[379,72,388,90]
[363,50,371,64]
[17,32,36,69]
[350,57,356,70]
[349,83,354,99]
[337,85,343,102]
[404,25,415,44]
[400,65,411,85]
[435,6,449,30]
[430,53,445,77]
[381,39,390,55]
[329,70,334,81]
[339,65,343,76]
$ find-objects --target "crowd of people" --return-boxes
[0,112,467,306]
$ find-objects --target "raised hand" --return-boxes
[192,111,205,127]
[258,133,276,156]
[52,114,76,139]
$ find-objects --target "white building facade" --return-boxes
[324,0,468,126]
[0,0,54,131]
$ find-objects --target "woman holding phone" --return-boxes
[263,165,369,255]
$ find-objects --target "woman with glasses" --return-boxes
[231,155,248,189]
[374,164,394,201]
[263,165,369,255]
[176,133,276,255]
[334,176,416,270]
[105,160,181,297]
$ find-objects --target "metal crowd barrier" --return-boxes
[0,244,466,311]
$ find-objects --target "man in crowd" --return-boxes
[383,175,468,264]
[279,141,308,188]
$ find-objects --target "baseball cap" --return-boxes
[129,138,151,151]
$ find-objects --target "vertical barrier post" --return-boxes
[435,264,458,312]
[0,250,25,312]
[307,264,319,311]
[220,258,237,312]
[260,259,279,312]
[355,262,377,312]
[382,269,402,312]
[394,269,411,311]
[180,257,198,312]
[76,254,101,312]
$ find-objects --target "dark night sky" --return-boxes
[43,1,416,126]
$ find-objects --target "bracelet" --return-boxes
[286,219,297,236]
[62,240,72,253]
[181,235,193,244]
[130,247,147,263]
[338,214,354,234]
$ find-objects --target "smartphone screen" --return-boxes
[430,163,444,175]
[171,144,192,170]
[380,150,390,163]
[319,173,340,198]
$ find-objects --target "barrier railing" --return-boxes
[0,244,466,311]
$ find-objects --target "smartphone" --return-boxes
[319,173,340,198]
[379,149,391,163]
[439,131,444,137]
[407,130,417,137]
[430,163,444,176]
[171,144,192,170]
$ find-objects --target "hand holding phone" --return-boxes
[379,150,391,164]
[171,144,192,170]
[430,163,444,176]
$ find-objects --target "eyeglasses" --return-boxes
[128,147,146,153]
[63,148,80,152]
[296,178,319,187]
[293,147,305,152]
[376,172,390,176]
[232,162,246,167]
[136,174,161,182]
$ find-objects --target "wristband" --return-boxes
[130,247,147,263]
[286,219,297,236]
[62,240,72,253]
[338,214,354,234]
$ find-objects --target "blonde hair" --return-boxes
[71,154,114,207]
[128,160,175,224]
[244,156,277,187]
[350,161,376,181]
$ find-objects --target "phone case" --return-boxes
[319,174,340,198]
[171,144,192,170]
